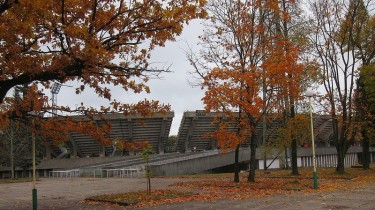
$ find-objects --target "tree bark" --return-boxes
[10,121,14,179]
[234,145,240,182]
[148,177,151,194]
[336,143,346,174]
[284,148,289,169]
[290,100,299,175]
[291,138,299,175]
[331,113,346,174]
[362,129,370,170]
[247,134,257,182]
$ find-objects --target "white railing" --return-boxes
[300,153,358,168]
[103,166,144,178]
[47,150,221,178]
[49,169,80,178]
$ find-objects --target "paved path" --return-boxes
[0,177,180,210]
[1,177,375,210]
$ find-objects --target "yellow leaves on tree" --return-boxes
[271,114,311,149]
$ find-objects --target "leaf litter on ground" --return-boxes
[84,166,375,208]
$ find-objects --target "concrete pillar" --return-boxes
[44,144,52,160]
[127,119,133,141]
[99,145,106,157]
[69,137,79,159]
[184,117,197,153]
[158,118,167,154]
[302,157,306,167]
[210,139,217,150]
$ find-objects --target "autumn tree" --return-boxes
[268,114,310,169]
[187,0,267,183]
[309,0,374,173]
[188,0,304,182]
[266,0,308,176]
[272,114,311,149]
[0,1,206,145]
[140,144,154,195]
[356,64,375,169]
[348,0,375,170]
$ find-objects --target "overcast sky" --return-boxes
[55,20,206,135]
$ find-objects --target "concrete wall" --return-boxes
[258,159,280,170]
[1,146,374,178]
[150,149,250,176]
[36,156,131,170]
[149,146,372,176]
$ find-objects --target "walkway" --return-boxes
[0,177,179,209]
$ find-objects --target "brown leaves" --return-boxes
[84,167,375,209]
[87,189,196,208]
[0,0,206,143]
[170,167,375,197]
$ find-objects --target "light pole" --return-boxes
[29,108,44,210]
[306,89,318,189]
[32,119,37,210]
[51,82,62,116]
[51,82,72,116]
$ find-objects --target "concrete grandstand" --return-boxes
[46,112,174,159]
[0,110,374,178]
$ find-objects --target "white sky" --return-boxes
[55,20,206,136]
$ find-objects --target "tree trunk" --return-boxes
[362,129,370,170]
[332,116,346,174]
[263,150,267,171]
[262,114,267,171]
[148,177,151,194]
[291,138,299,175]
[290,101,299,175]
[10,122,14,179]
[284,148,289,169]
[234,145,240,182]
[247,134,257,182]
[336,144,346,174]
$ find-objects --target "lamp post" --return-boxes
[32,119,37,210]
[29,108,44,210]
[51,83,62,116]
[306,89,318,189]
